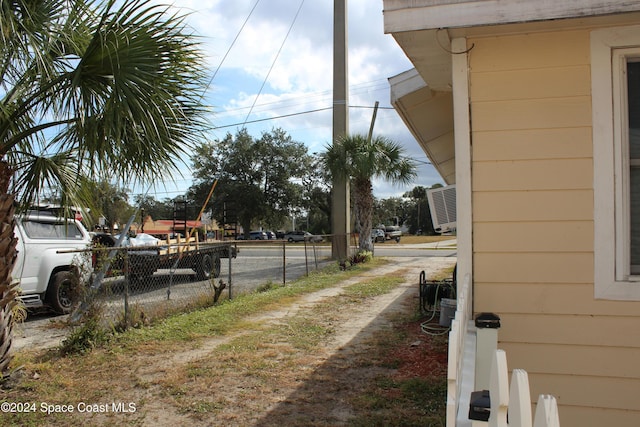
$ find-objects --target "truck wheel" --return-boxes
[197,254,221,280]
[46,271,79,315]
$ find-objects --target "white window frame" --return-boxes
[592,25,640,300]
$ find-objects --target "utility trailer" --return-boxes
[93,233,237,281]
[93,199,237,282]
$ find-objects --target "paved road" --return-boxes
[372,245,457,258]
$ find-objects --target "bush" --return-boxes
[339,250,374,270]
[349,250,373,265]
[60,316,111,355]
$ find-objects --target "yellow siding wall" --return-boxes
[469,29,640,425]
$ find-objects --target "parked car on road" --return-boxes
[284,230,323,243]
[371,228,386,243]
[250,231,268,240]
[384,225,402,242]
[15,213,92,314]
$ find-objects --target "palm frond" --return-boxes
[11,150,98,215]
[324,133,417,185]
[2,0,210,208]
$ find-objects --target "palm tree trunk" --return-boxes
[0,161,18,379]
[354,178,374,252]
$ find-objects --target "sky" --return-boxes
[136,0,443,201]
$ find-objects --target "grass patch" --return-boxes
[342,275,404,299]
[115,258,386,348]
[350,376,447,427]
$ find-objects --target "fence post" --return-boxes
[123,252,130,330]
[228,244,233,300]
[304,238,309,276]
[313,241,318,270]
[282,239,286,285]
[476,313,501,390]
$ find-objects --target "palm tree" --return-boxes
[323,134,416,252]
[0,0,208,379]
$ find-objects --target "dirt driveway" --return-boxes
[6,255,457,426]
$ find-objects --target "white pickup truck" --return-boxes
[384,225,402,242]
[13,213,92,314]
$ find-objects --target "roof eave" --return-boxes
[383,0,640,33]
[389,70,456,185]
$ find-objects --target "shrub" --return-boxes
[349,250,373,265]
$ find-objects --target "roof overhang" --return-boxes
[383,1,640,183]
[383,0,640,33]
[389,69,455,184]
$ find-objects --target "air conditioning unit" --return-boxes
[427,185,456,234]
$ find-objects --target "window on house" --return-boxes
[592,26,640,300]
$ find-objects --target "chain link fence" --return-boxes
[71,234,359,329]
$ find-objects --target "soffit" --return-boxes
[389,70,455,185]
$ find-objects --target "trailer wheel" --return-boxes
[46,271,79,314]
[197,253,221,280]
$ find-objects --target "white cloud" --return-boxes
[138,0,439,200]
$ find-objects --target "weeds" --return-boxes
[59,316,111,356]
[256,280,282,293]
[113,303,149,332]
[349,250,373,265]
[338,249,374,270]
[60,297,111,356]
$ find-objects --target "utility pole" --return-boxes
[367,101,379,143]
[331,0,350,260]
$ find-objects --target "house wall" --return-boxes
[469,28,640,426]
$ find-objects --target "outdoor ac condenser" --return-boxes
[427,185,456,234]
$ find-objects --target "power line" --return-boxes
[243,0,305,124]
[203,0,261,99]
[214,78,392,118]
[213,104,393,130]
[215,107,332,129]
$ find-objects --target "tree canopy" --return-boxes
[188,128,313,236]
